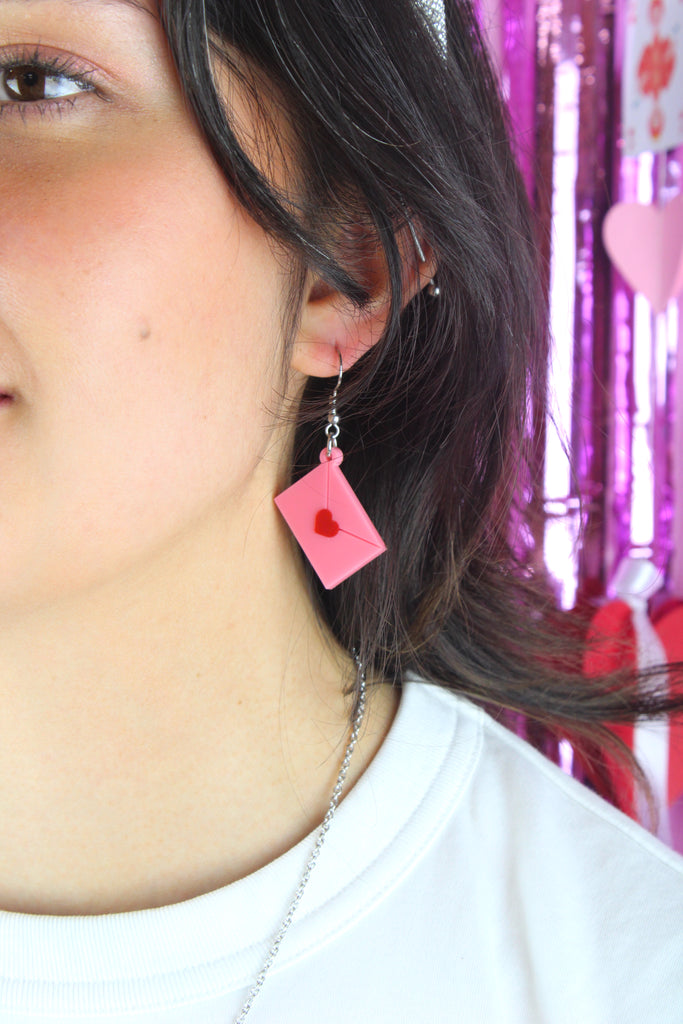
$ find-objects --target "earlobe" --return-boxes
[290,285,389,378]
[290,221,437,379]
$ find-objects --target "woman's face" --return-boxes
[0,0,293,609]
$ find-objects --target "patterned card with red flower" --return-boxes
[622,0,683,155]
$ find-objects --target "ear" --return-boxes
[290,224,437,378]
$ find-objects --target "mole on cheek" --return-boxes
[139,323,152,341]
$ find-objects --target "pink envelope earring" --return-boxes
[274,355,386,589]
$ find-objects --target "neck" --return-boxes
[0,503,398,915]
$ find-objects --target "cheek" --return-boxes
[0,131,287,598]
[2,130,276,379]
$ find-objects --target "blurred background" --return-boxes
[473,0,683,849]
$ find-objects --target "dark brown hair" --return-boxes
[159,0,682,791]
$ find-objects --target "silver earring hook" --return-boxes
[333,351,343,392]
[324,352,343,457]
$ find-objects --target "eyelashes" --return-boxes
[0,46,102,122]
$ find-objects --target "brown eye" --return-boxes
[3,66,48,101]
[0,65,89,103]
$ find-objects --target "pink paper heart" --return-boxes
[602,193,683,313]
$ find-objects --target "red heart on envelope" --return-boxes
[315,508,340,537]
[602,193,683,313]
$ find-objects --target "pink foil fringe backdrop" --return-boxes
[479,0,682,601]
[476,0,683,848]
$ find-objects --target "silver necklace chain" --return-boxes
[232,660,367,1023]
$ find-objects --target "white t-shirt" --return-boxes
[0,681,681,1023]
